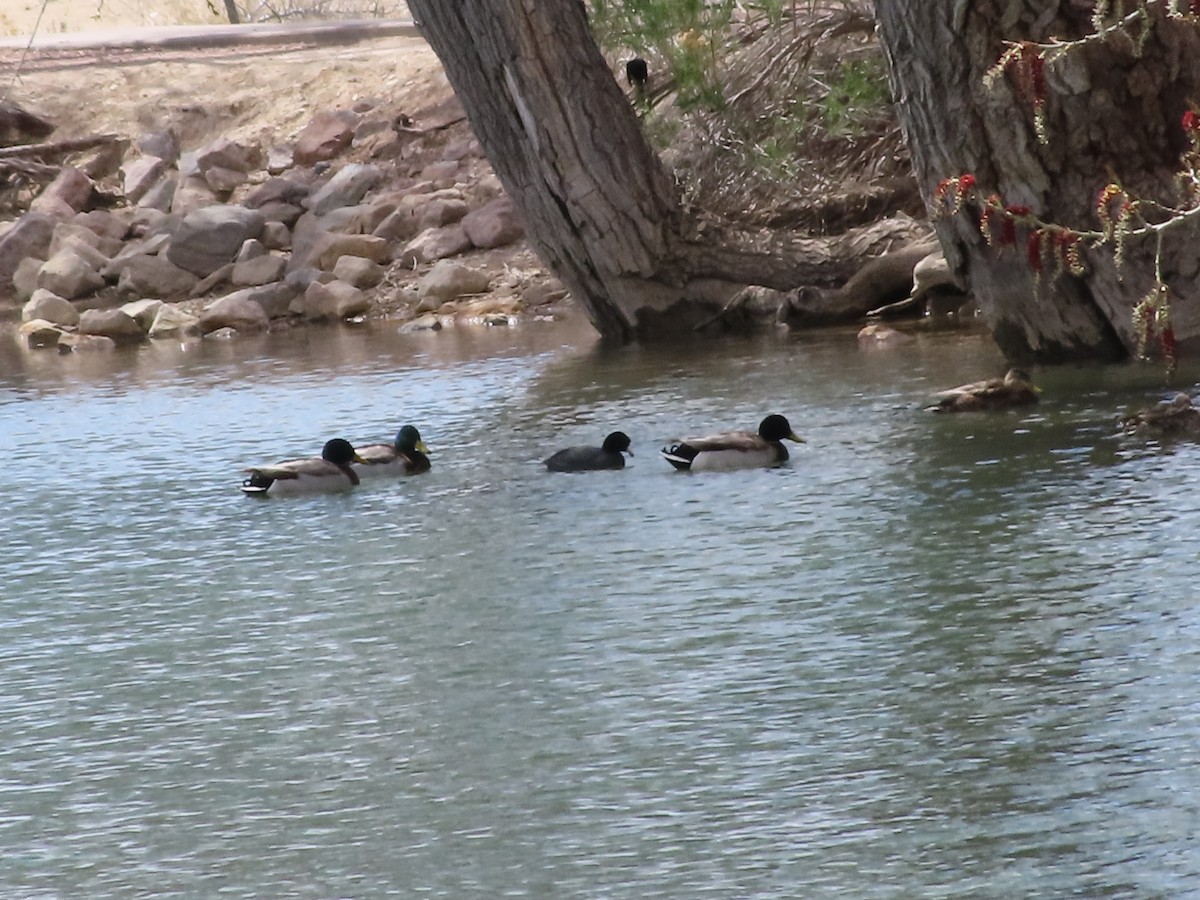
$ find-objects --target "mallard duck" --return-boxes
[241,438,366,496]
[544,431,633,472]
[661,414,804,472]
[928,368,1040,412]
[353,425,431,477]
[1120,393,1200,438]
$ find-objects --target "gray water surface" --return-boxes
[2,319,1198,898]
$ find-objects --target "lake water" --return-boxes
[2,315,1199,898]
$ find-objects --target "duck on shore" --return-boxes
[353,425,431,477]
[544,431,633,472]
[661,414,803,471]
[241,438,365,496]
[927,368,1040,412]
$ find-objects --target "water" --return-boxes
[2,317,1199,898]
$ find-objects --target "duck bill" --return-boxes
[788,432,806,443]
[415,440,430,453]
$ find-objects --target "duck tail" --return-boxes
[661,443,696,471]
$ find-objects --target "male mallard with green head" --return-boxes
[545,431,633,472]
[662,414,804,472]
[241,438,366,496]
[353,425,431,477]
[928,368,1040,412]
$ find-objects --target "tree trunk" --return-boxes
[876,0,1200,363]
[222,1,240,25]
[408,0,924,341]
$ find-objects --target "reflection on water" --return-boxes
[2,316,1199,897]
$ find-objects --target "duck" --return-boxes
[353,425,431,477]
[927,368,1040,412]
[661,414,804,472]
[241,438,366,496]
[544,431,633,472]
[1120,393,1200,438]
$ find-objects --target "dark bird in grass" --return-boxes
[545,431,633,472]
[625,57,649,89]
[241,438,365,496]
[353,425,431,477]
[661,414,804,472]
[1120,393,1200,439]
[927,368,1040,412]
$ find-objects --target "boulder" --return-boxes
[397,225,472,267]
[372,207,420,243]
[195,136,262,175]
[122,156,167,203]
[332,255,384,289]
[13,257,43,302]
[79,308,145,343]
[22,288,79,326]
[293,109,357,166]
[230,254,287,287]
[204,165,248,194]
[199,290,269,333]
[243,281,301,318]
[261,221,291,251]
[37,249,105,300]
[166,206,266,277]
[58,332,117,353]
[147,303,201,337]
[235,239,267,263]
[311,233,389,270]
[416,197,469,231]
[463,198,525,249]
[418,261,492,303]
[266,145,293,175]
[112,255,199,299]
[49,221,122,260]
[73,210,129,243]
[136,130,180,164]
[120,298,163,331]
[307,163,384,217]
[420,160,460,185]
[138,176,178,212]
[190,263,233,298]
[19,318,70,349]
[31,167,96,215]
[171,176,222,216]
[0,212,54,284]
[244,177,311,210]
[291,279,367,320]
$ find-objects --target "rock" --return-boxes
[307,163,384,217]
[261,221,291,251]
[416,197,469,231]
[74,210,129,243]
[332,255,384,289]
[112,254,199,299]
[254,202,304,228]
[0,212,54,284]
[372,207,420,243]
[857,323,914,347]
[120,298,164,330]
[235,239,267,263]
[293,109,357,166]
[13,257,43,302]
[31,167,96,215]
[19,318,69,348]
[22,288,79,326]
[79,307,145,343]
[399,313,442,333]
[171,176,222,215]
[420,160,460,185]
[199,290,269,333]
[138,176,177,212]
[245,178,310,210]
[195,136,262,175]
[291,279,366,320]
[166,206,266,277]
[418,260,492,304]
[231,254,287,287]
[204,166,248,194]
[49,221,122,260]
[243,281,301,318]
[147,303,201,337]
[58,332,117,353]
[463,198,525,249]
[398,225,472,266]
[136,130,180,164]
[37,249,105,300]
[189,263,233,297]
[122,156,167,203]
[312,233,390,270]
[266,145,293,175]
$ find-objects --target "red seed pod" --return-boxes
[1184,110,1200,133]
[1026,231,1044,272]
[999,217,1017,247]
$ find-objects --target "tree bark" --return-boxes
[408,0,926,341]
[876,0,1200,363]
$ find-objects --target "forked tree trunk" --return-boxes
[876,0,1200,363]
[408,0,923,340]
